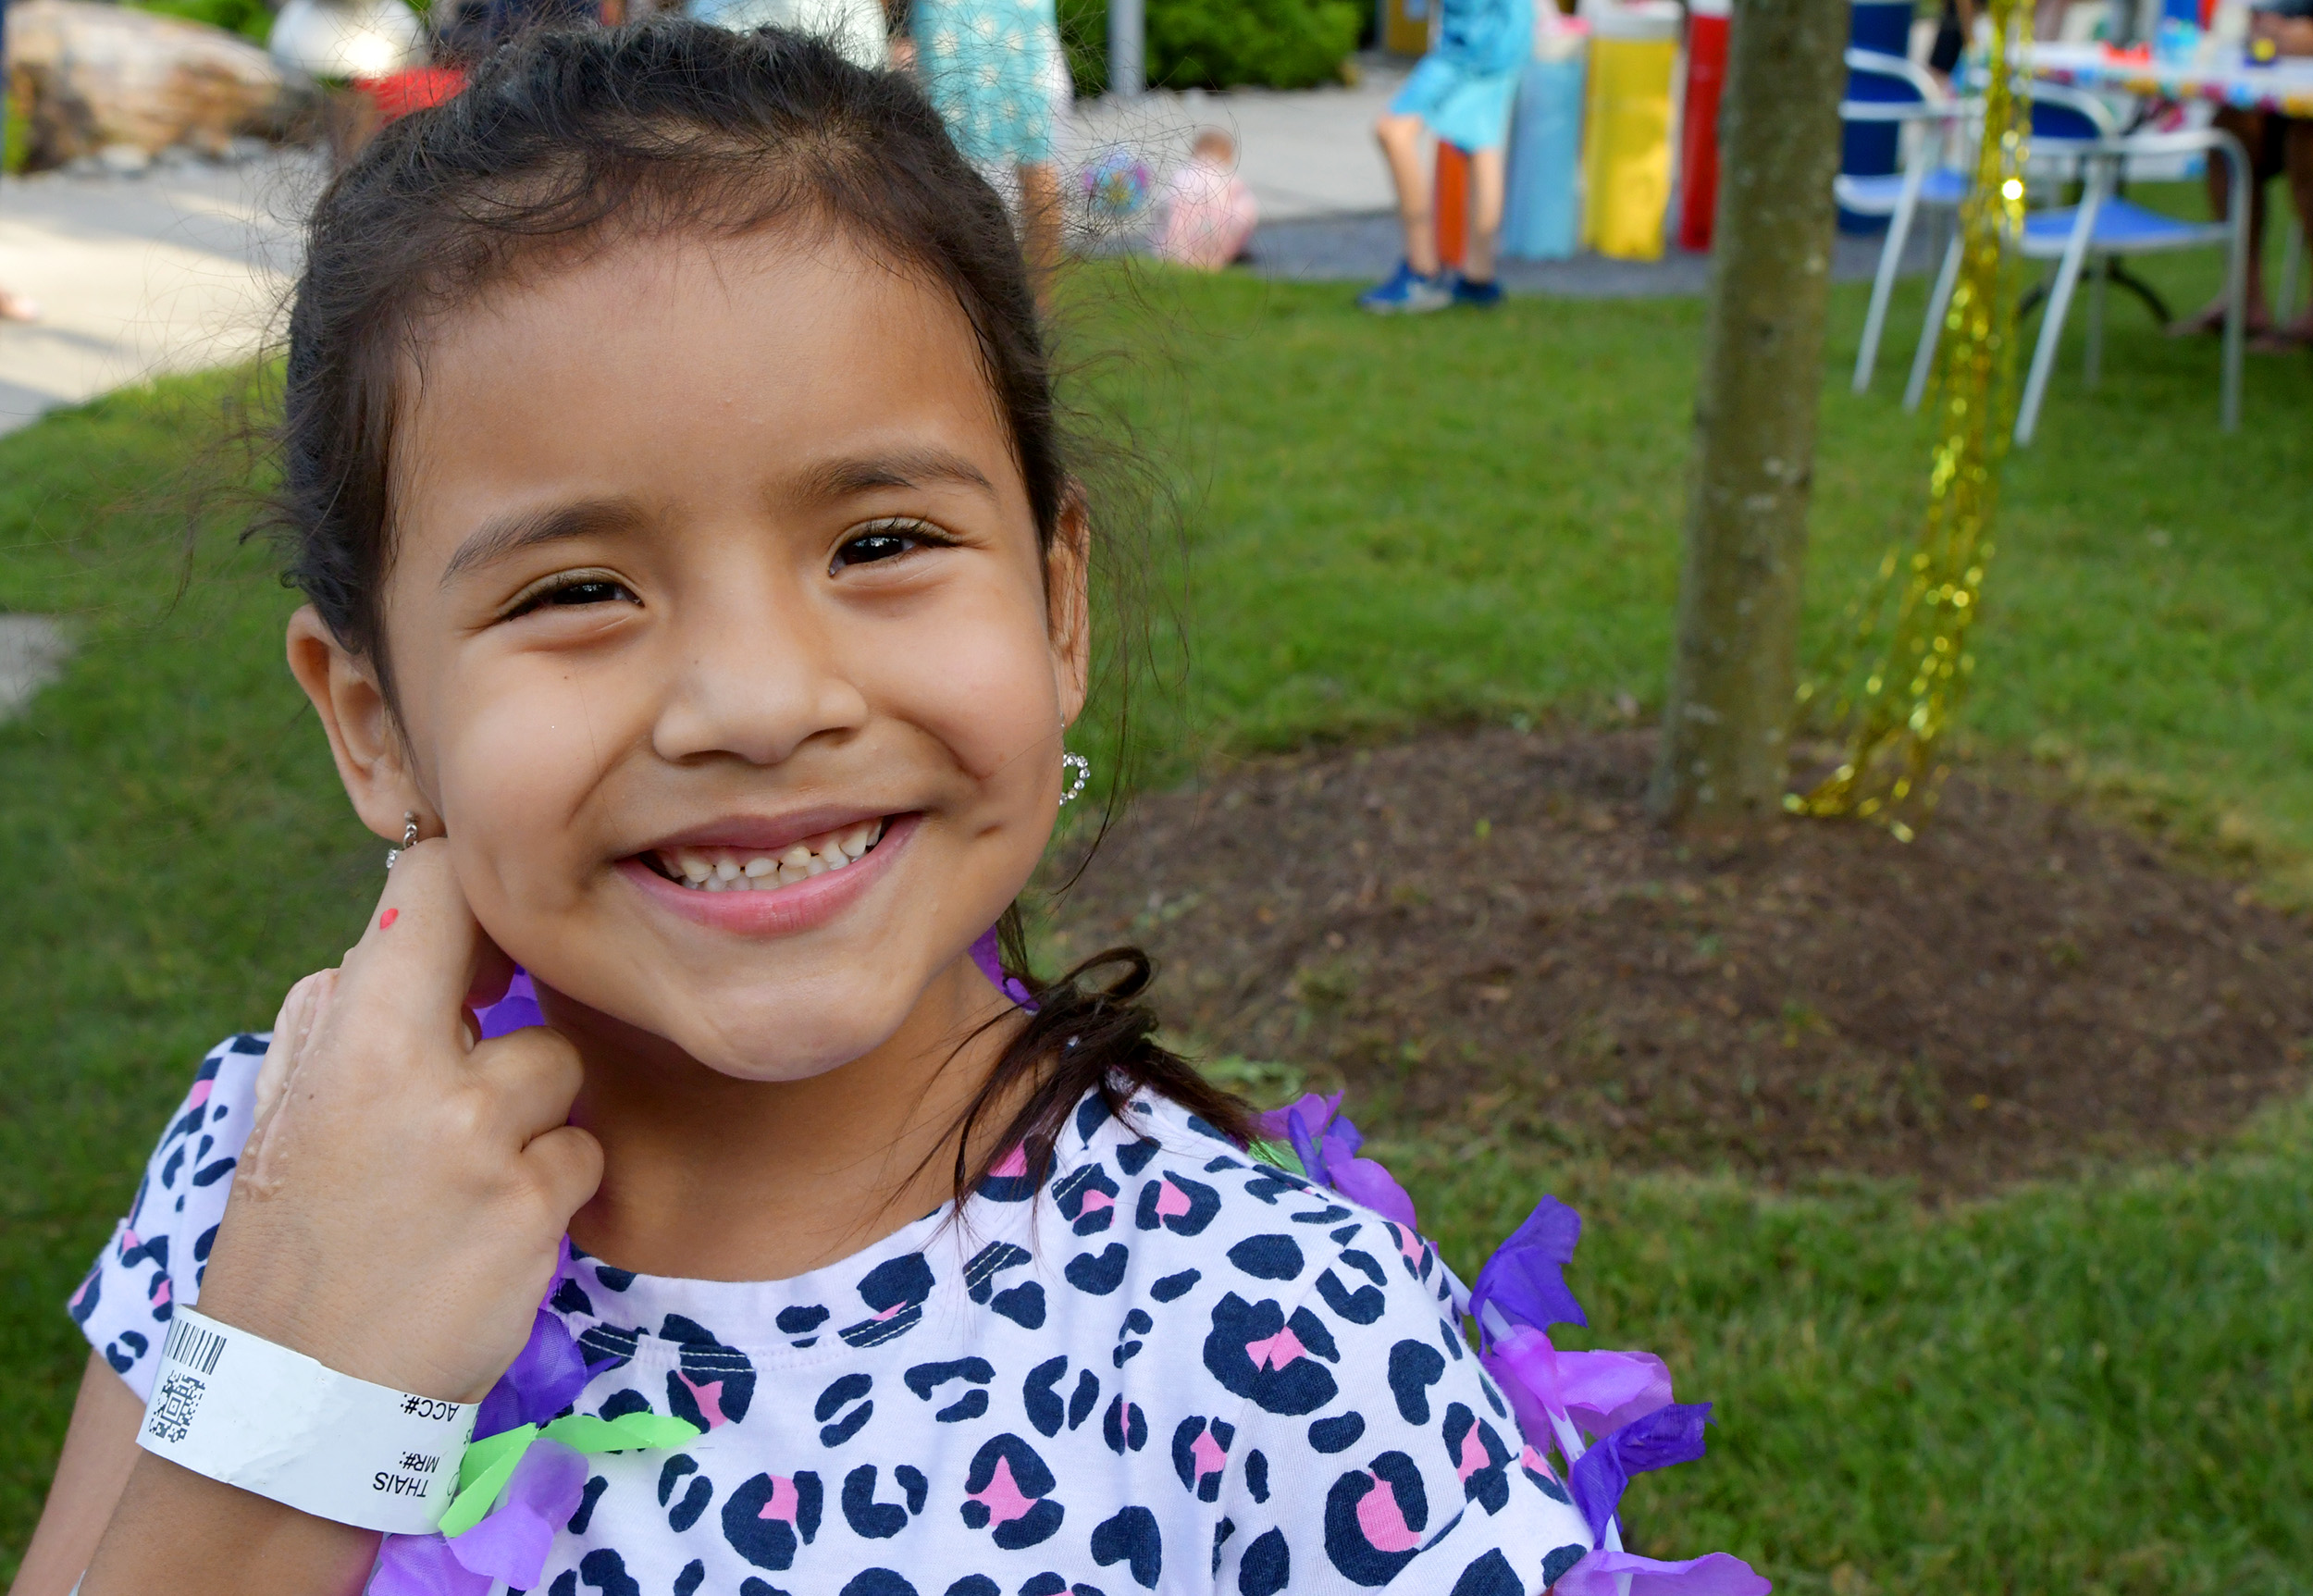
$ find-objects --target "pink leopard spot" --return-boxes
[872,1301,913,1322]
[150,1277,171,1307]
[758,1474,800,1523]
[1081,1189,1114,1213]
[1243,1327,1307,1372]
[1394,1225,1427,1268]
[1355,1475,1424,1553]
[1190,1429,1227,1480]
[1455,1427,1488,1482]
[1520,1444,1559,1482]
[1153,1179,1193,1220]
[187,1080,214,1108]
[990,1144,1030,1179]
[967,1456,1039,1528]
[118,1229,142,1261]
[675,1370,729,1429]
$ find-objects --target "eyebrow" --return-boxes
[791,448,997,502]
[439,499,645,586]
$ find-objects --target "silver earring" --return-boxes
[385,811,419,872]
[1059,751,1091,806]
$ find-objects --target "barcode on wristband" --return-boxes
[162,1314,229,1376]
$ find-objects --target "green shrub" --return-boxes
[3,87,27,178]
[129,0,278,44]
[1059,0,1360,94]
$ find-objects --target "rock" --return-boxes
[2,0,289,172]
[0,615,71,724]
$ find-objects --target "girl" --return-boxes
[16,22,1593,1595]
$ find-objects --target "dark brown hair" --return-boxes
[269,18,1253,1190]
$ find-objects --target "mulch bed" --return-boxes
[1044,729,2313,1196]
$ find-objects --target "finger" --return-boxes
[521,1124,605,1220]
[468,1028,586,1142]
[253,968,337,1129]
[328,839,488,1050]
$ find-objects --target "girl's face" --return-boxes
[291,229,1087,1081]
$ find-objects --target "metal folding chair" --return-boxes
[1905,81,2250,442]
[1836,48,1978,392]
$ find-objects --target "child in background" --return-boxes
[1155,127,1259,272]
[1359,0,1535,313]
[14,23,1598,1595]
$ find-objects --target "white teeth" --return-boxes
[660,820,889,893]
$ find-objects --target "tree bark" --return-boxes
[1648,0,1850,828]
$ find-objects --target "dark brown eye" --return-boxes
[833,531,918,570]
[543,579,636,607]
[506,575,641,618]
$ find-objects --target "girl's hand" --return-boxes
[193,841,603,1403]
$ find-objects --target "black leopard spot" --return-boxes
[1203,1293,1341,1416]
[1227,1236,1305,1281]
[1091,1504,1163,1589]
[720,1471,822,1570]
[1066,1243,1130,1296]
[958,1434,1063,1551]
[1239,1528,1291,1596]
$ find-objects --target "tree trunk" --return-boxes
[1648,0,1850,828]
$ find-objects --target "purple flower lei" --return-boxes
[1255,1091,1771,1596]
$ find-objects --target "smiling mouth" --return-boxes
[643,817,889,894]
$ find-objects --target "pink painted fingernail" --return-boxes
[379,909,400,929]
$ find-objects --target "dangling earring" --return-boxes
[385,811,419,872]
[1059,751,1091,806]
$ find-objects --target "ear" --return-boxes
[1047,485,1093,728]
[286,605,430,843]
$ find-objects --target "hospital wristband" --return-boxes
[136,1307,477,1534]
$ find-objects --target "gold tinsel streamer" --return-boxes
[1789,1,2034,841]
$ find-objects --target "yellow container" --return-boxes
[1580,4,1678,261]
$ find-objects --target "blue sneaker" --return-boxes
[1358,261,1452,315]
[1451,274,1503,307]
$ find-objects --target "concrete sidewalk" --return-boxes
[1067,64,1404,223]
[0,152,317,438]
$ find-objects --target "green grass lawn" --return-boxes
[2,230,2307,1590]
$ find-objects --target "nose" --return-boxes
[649,586,870,768]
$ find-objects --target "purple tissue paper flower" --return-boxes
[475,1238,593,1440]
[1480,1324,1674,1454]
[1568,1402,1713,1546]
[1469,1194,1588,1339]
[369,1531,493,1596]
[444,1436,589,1587]
[476,970,543,1039]
[1250,1093,1416,1228]
[1552,1549,1772,1596]
[969,926,1038,1009]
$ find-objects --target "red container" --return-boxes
[1436,141,1472,269]
[1677,0,1730,252]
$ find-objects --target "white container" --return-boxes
[269,0,425,80]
